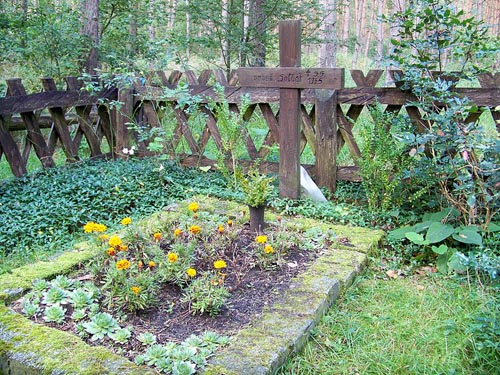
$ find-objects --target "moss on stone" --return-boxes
[0,305,154,375]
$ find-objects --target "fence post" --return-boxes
[315,89,339,194]
[115,87,134,155]
[0,115,27,177]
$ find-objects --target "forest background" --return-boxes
[1,0,500,92]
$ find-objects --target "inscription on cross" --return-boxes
[238,20,343,199]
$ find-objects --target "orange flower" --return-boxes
[119,245,128,251]
[193,213,199,219]
[138,261,144,269]
[106,247,116,256]
[116,259,131,270]
[174,228,183,237]
[186,268,197,277]
[188,225,201,235]
[217,224,225,234]
[264,244,274,254]
[153,232,162,241]
[167,253,178,263]
[131,286,140,295]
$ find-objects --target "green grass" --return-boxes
[276,268,499,375]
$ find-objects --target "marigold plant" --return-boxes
[188,202,199,212]
[167,253,179,263]
[213,260,227,269]
[83,221,107,233]
[186,268,197,277]
[116,259,131,270]
[264,245,274,254]
[189,225,201,235]
[255,235,267,244]
[121,217,132,226]
[109,235,122,248]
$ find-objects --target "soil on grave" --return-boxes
[11,224,323,363]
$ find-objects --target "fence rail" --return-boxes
[1,69,499,194]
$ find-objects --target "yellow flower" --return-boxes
[227,219,233,226]
[121,217,132,225]
[119,245,128,251]
[138,261,144,269]
[94,223,107,233]
[148,261,156,268]
[188,202,199,212]
[174,228,183,237]
[255,235,268,244]
[186,268,197,277]
[116,259,131,270]
[83,221,95,233]
[83,221,107,233]
[153,232,162,241]
[217,225,225,234]
[131,286,140,295]
[109,235,122,247]
[167,253,178,263]
[264,244,274,254]
[213,260,227,269]
[189,225,201,235]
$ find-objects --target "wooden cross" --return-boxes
[238,20,344,199]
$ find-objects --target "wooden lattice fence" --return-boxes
[1,69,499,194]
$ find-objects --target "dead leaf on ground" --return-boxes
[386,269,399,279]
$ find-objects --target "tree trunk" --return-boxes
[376,0,385,67]
[318,0,337,67]
[352,0,364,67]
[341,1,350,54]
[249,0,266,67]
[82,0,100,75]
[185,0,190,59]
[168,0,177,30]
[363,0,376,60]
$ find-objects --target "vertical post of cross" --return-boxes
[278,20,301,199]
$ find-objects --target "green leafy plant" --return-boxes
[82,312,120,341]
[69,289,94,310]
[109,327,133,344]
[357,104,412,212]
[181,273,231,317]
[388,209,488,273]
[43,305,67,324]
[385,0,500,228]
[21,300,40,318]
[137,332,157,346]
[42,286,69,306]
